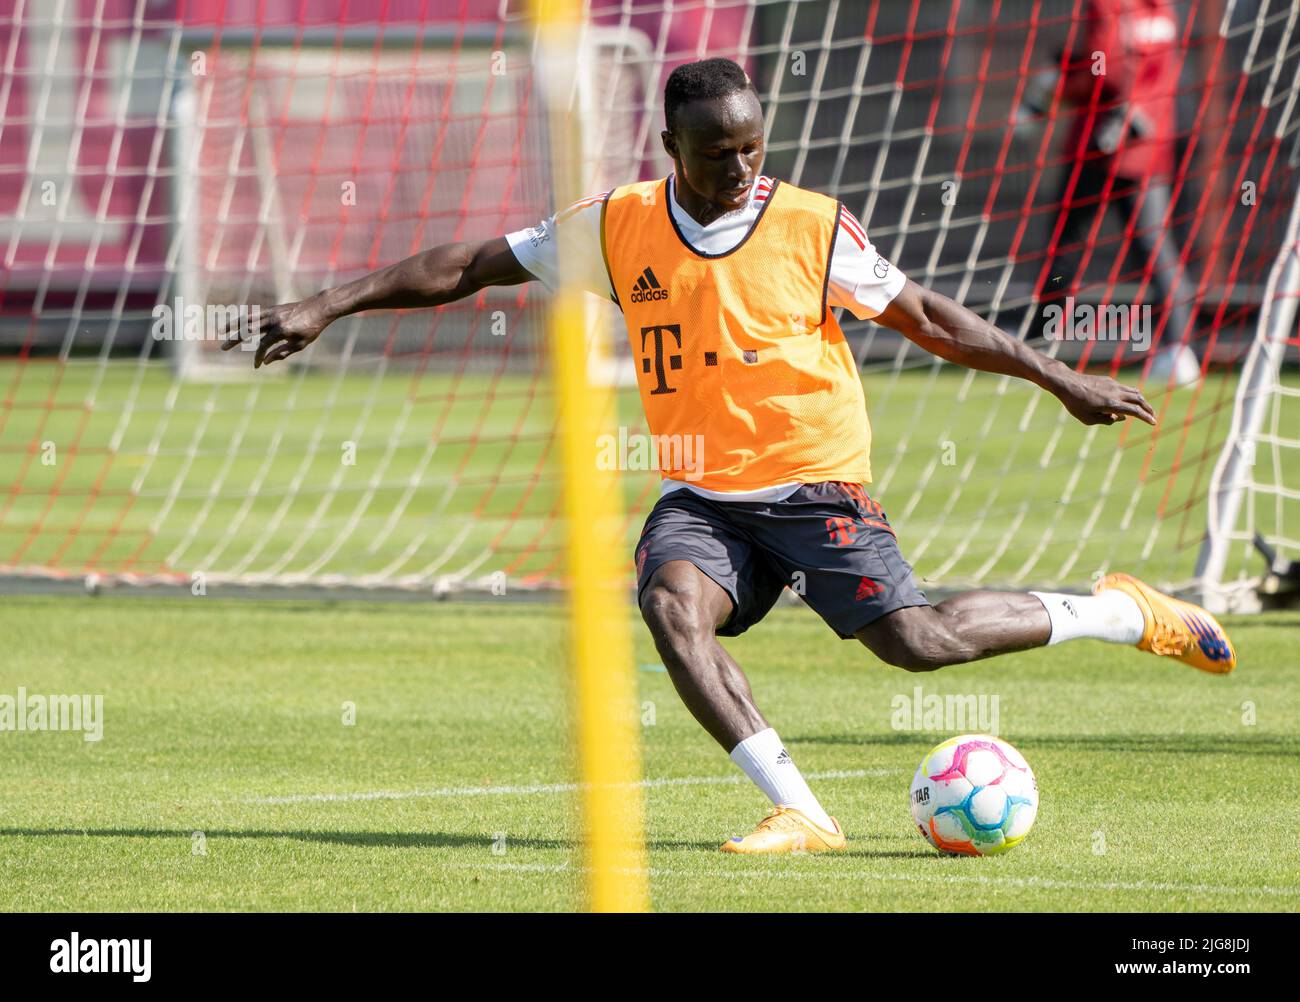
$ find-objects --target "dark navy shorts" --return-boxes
[634,481,931,639]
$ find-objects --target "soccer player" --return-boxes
[222,57,1236,855]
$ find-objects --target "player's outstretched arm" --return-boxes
[220,237,532,368]
[873,278,1156,427]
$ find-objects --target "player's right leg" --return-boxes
[638,562,845,854]
[635,493,846,854]
[637,559,764,750]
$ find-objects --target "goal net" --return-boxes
[1,0,1297,602]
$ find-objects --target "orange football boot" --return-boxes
[720,806,847,855]
[1094,573,1236,673]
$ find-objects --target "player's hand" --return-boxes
[1053,371,1157,427]
[219,295,333,369]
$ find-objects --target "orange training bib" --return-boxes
[600,177,873,491]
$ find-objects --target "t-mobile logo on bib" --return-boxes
[639,324,683,395]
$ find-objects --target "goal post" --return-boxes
[1195,180,1300,612]
[165,22,648,385]
[165,24,540,381]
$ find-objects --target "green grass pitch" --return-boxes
[2,359,1297,909]
[2,595,1297,912]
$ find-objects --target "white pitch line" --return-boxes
[237,768,897,805]
[458,861,1300,900]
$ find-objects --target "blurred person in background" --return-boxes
[1029,0,1201,386]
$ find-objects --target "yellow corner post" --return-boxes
[530,0,649,911]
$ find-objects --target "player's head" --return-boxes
[661,58,764,213]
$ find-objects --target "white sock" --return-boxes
[728,727,837,831]
[1030,590,1144,645]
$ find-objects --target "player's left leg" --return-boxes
[854,592,1049,671]
[735,482,1235,674]
[855,575,1236,674]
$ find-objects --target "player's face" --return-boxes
[663,90,765,219]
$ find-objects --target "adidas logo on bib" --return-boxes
[630,266,669,302]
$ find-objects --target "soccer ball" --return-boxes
[909,734,1038,856]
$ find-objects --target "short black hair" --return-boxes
[663,57,756,134]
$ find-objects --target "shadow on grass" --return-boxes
[0,828,719,853]
[0,828,942,859]
[0,828,560,850]
[787,731,1300,756]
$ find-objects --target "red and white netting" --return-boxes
[0,0,1295,598]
